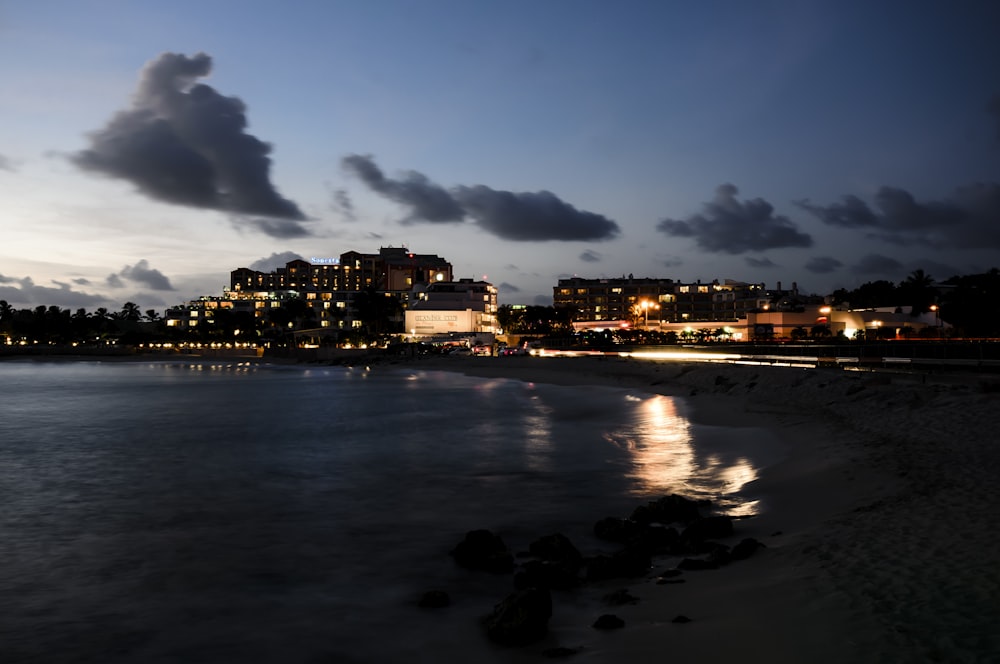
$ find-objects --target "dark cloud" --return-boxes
[248,251,304,271]
[119,259,174,291]
[660,256,683,268]
[328,184,356,222]
[798,183,1000,248]
[71,52,307,232]
[579,250,602,263]
[853,253,903,275]
[657,184,812,254]
[0,153,15,172]
[341,154,464,223]
[745,257,777,268]
[0,275,110,309]
[342,154,621,241]
[804,256,843,274]
[72,277,91,285]
[454,185,621,241]
[243,216,311,239]
[498,282,521,293]
[106,274,125,288]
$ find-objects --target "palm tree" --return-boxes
[120,302,143,322]
[900,269,936,316]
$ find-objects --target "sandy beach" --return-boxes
[399,354,1000,663]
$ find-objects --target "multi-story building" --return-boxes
[404,279,499,337]
[166,247,453,335]
[553,276,674,322]
[553,276,776,324]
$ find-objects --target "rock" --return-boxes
[730,537,764,560]
[593,517,642,543]
[681,516,733,545]
[451,529,514,574]
[602,588,639,606]
[630,494,707,525]
[418,590,451,608]
[592,614,625,630]
[528,533,583,565]
[484,587,553,646]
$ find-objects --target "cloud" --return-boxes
[342,154,621,241]
[72,277,91,286]
[71,52,307,234]
[454,185,621,241]
[745,257,777,268]
[657,184,813,253]
[0,153,15,172]
[797,183,1000,248]
[328,184,356,222]
[579,250,602,263]
[660,256,683,268]
[498,282,521,293]
[119,259,174,290]
[106,274,125,288]
[0,275,110,309]
[342,154,464,223]
[804,256,843,274]
[853,253,903,275]
[248,251,303,271]
[242,217,311,239]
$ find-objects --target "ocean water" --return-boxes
[0,359,782,663]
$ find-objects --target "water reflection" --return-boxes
[607,394,761,514]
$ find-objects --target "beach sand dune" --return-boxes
[407,355,1000,663]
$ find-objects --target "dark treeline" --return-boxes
[829,268,1000,337]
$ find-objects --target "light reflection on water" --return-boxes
[603,393,762,513]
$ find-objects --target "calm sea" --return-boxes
[0,359,782,663]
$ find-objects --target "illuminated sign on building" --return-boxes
[415,314,459,322]
[310,257,340,265]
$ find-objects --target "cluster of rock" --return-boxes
[423,494,764,650]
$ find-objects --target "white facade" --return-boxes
[404,279,499,336]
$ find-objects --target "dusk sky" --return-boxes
[2,1,999,312]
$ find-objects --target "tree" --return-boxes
[899,269,937,316]
[120,302,143,322]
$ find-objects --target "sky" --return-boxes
[2,0,999,312]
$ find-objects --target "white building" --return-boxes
[404,279,499,337]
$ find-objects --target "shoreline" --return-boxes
[396,354,1000,662]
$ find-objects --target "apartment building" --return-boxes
[166,247,453,333]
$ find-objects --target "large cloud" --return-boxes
[797,183,1000,248]
[341,154,620,241]
[117,259,174,290]
[248,251,304,271]
[72,52,307,236]
[657,184,813,253]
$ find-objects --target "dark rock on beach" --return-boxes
[592,614,626,630]
[451,529,514,573]
[484,587,553,646]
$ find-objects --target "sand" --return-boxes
[400,354,1000,663]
